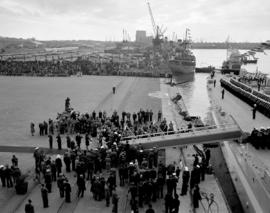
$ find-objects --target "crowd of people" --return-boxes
[0,155,28,194]
[32,98,176,147]
[0,59,122,76]
[27,129,211,213]
[247,127,270,149]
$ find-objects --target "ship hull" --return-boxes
[168,61,195,75]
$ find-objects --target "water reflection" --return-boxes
[174,73,210,120]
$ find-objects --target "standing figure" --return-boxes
[41,184,49,208]
[252,104,257,120]
[56,134,62,150]
[221,89,225,99]
[158,110,162,122]
[77,175,86,198]
[30,123,35,136]
[193,184,202,209]
[64,180,71,203]
[24,199,34,213]
[11,155,18,167]
[180,167,190,196]
[57,174,65,198]
[55,155,62,177]
[48,135,53,149]
[112,190,119,213]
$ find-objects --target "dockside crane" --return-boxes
[146,1,166,48]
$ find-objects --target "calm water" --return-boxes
[193,49,270,74]
[176,49,270,120]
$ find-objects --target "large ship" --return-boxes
[221,48,242,75]
[168,29,196,75]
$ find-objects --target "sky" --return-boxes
[0,0,269,42]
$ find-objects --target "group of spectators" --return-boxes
[247,127,270,149]
[239,73,267,87]
[30,129,211,213]
[0,59,124,76]
[0,155,27,193]
[33,97,175,145]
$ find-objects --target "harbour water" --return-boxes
[193,49,270,74]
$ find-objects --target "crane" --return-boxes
[146,1,166,48]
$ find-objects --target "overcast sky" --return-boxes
[0,0,269,42]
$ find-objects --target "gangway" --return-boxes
[121,123,242,149]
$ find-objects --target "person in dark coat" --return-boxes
[5,165,13,188]
[85,134,90,150]
[77,175,86,198]
[57,174,65,198]
[63,152,71,172]
[181,167,190,196]
[43,121,48,135]
[25,199,34,213]
[205,149,211,166]
[193,184,202,209]
[51,160,57,181]
[112,190,119,213]
[70,151,76,171]
[66,135,71,148]
[64,180,71,203]
[41,184,49,208]
[172,194,180,213]
[164,193,172,213]
[39,123,44,136]
[157,173,164,198]
[252,104,257,120]
[48,135,53,149]
[11,155,18,167]
[75,134,82,149]
[70,140,75,150]
[56,134,62,150]
[55,155,62,177]
[44,169,52,193]
[221,89,225,99]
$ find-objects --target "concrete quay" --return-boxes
[208,72,270,213]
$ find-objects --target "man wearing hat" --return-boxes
[25,199,34,213]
